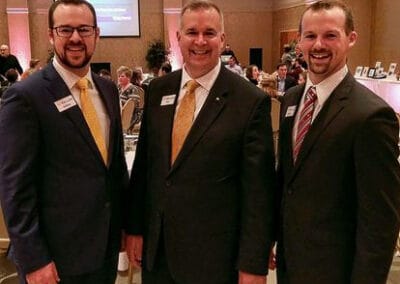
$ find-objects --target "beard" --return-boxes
[309,61,330,75]
[55,46,92,70]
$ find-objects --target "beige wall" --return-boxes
[1,0,399,78]
[94,0,164,77]
[0,1,9,47]
[345,0,373,73]
[223,11,273,71]
[2,0,164,78]
[271,0,374,74]
[371,0,400,69]
[272,5,304,73]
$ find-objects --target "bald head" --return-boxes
[0,45,10,57]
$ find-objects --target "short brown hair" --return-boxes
[48,0,97,28]
[180,0,224,31]
[299,0,354,35]
[117,66,132,79]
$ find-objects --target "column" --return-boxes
[163,0,183,70]
[6,0,31,70]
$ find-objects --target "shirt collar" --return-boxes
[181,61,221,92]
[305,65,348,107]
[52,56,94,90]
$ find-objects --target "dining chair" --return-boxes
[121,99,136,134]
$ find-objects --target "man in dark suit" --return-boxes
[0,44,23,76]
[125,1,276,284]
[0,1,128,283]
[276,1,400,284]
[276,62,297,96]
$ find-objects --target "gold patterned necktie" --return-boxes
[76,78,108,164]
[171,80,200,164]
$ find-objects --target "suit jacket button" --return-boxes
[105,202,110,208]
[287,189,293,195]
[165,180,171,187]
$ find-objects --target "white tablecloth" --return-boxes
[356,77,400,113]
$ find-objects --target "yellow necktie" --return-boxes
[171,80,200,164]
[77,78,108,164]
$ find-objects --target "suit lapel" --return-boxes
[43,65,108,167]
[288,73,354,183]
[154,71,183,169]
[169,67,227,174]
[92,74,115,166]
[280,86,304,166]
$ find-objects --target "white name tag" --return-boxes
[160,94,176,106]
[285,105,297,117]
[54,95,77,112]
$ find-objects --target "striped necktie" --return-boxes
[171,80,200,164]
[293,86,317,163]
[77,78,108,164]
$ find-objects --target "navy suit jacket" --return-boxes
[0,63,129,275]
[276,73,400,284]
[126,66,276,283]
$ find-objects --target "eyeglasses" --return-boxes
[52,26,96,38]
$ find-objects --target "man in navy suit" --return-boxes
[276,1,400,283]
[125,1,276,284]
[0,1,128,283]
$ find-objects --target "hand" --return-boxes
[125,234,143,269]
[238,270,267,284]
[26,262,60,284]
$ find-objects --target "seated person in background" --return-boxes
[20,59,41,80]
[0,68,18,98]
[0,73,7,86]
[260,74,278,99]
[245,64,260,85]
[297,70,308,85]
[130,68,143,87]
[276,62,297,95]
[294,43,308,69]
[288,58,305,81]
[0,44,23,76]
[225,56,243,76]
[98,68,113,81]
[221,43,235,57]
[281,44,294,69]
[158,62,172,77]
[117,66,142,126]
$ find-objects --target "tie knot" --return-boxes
[77,78,88,91]
[186,80,200,94]
[306,86,317,102]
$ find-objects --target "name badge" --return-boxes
[160,94,176,106]
[54,95,77,112]
[285,105,297,117]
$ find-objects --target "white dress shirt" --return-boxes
[52,57,110,150]
[292,65,348,145]
[175,61,221,120]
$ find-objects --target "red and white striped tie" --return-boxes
[293,86,318,162]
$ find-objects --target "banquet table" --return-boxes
[356,77,400,113]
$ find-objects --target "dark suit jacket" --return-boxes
[0,63,129,275]
[282,75,297,92]
[276,73,400,284]
[125,66,276,283]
